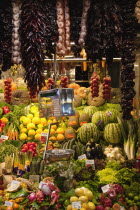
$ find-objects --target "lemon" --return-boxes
[23,117,31,126]
[87,202,95,210]
[27,114,34,119]
[20,116,26,122]
[27,123,36,130]
[47,119,52,124]
[20,124,24,129]
[34,112,39,117]
[78,196,88,203]
[28,136,33,140]
[80,208,86,210]
[32,117,41,125]
[20,127,28,134]
[43,129,48,133]
[28,129,36,136]
[66,205,72,210]
[35,133,41,141]
[84,190,94,201]
[40,118,47,125]
[19,133,27,141]
[70,196,79,203]
[37,124,44,129]
[30,106,38,113]
[36,129,42,134]
[82,203,89,209]
[75,188,84,197]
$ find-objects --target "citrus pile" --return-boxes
[65,187,96,210]
[19,105,48,141]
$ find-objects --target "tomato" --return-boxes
[28,149,34,154]
[35,143,38,147]
[32,147,36,152]
[29,145,34,149]
[21,149,26,152]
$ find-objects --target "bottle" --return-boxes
[136,147,140,173]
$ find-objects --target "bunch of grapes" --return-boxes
[90,73,99,97]
[46,78,54,90]
[4,78,12,103]
[60,76,68,88]
[102,76,111,100]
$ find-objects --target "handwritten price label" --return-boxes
[1,135,8,140]
[11,180,20,185]
[41,133,48,137]
[85,159,95,169]
[4,201,13,207]
[72,201,81,209]
[78,154,87,160]
[101,184,110,193]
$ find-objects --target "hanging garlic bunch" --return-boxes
[12,0,22,65]
[135,1,140,23]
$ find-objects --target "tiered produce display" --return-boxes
[0,0,139,210]
[0,76,139,210]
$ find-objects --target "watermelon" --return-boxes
[92,111,108,130]
[83,106,98,118]
[78,123,100,144]
[104,123,122,144]
[105,109,119,123]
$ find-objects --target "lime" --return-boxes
[134,196,139,202]
[64,199,70,206]
[128,193,134,199]
[136,201,140,206]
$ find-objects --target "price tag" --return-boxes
[101,184,110,193]
[72,201,81,209]
[29,175,40,182]
[11,180,20,185]
[41,133,48,137]
[4,201,13,207]
[85,159,95,169]
[1,135,8,140]
[120,206,125,210]
[78,154,87,160]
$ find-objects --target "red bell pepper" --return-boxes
[2,106,10,114]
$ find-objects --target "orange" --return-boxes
[49,136,57,141]
[56,134,65,142]
[56,128,64,134]
[6,207,13,210]
[48,141,53,146]
[51,125,57,130]
[50,129,55,136]
[13,203,20,209]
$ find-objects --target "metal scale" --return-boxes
[38,53,75,161]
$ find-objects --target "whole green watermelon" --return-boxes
[78,123,100,144]
[104,123,122,144]
[92,111,108,130]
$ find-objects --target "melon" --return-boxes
[79,113,90,125]
[68,117,79,130]
[78,123,100,144]
[87,93,105,107]
[83,106,98,118]
[65,127,77,141]
[92,111,108,130]
[104,123,122,144]
[74,95,82,107]
[105,109,119,123]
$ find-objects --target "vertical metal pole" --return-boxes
[54,51,57,88]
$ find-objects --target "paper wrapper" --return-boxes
[3,175,14,188]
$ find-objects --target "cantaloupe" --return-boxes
[68,117,79,130]
[64,127,77,141]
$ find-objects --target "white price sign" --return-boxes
[11,180,20,185]
[4,201,13,207]
[120,206,125,210]
[78,154,87,160]
[101,184,110,193]
[41,133,48,137]
[1,135,8,140]
[72,201,81,209]
[85,159,95,169]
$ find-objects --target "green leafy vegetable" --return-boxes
[95,168,118,184]
[106,160,121,170]
[115,168,138,185]
[9,187,29,199]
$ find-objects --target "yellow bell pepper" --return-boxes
[1,117,8,124]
